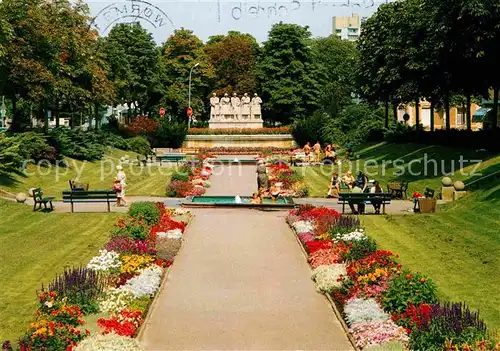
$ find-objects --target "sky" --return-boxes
[87,0,391,43]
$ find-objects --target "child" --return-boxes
[112,178,123,206]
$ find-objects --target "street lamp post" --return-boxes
[188,62,199,129]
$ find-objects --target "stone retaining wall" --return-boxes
[182,134,295,149]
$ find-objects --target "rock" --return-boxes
[28,188,36,197]
[441,177,453,186]
[16,193,27,203]
[453,181,465,191]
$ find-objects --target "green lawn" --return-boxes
[0,199,120,342]
[362,183,500,333]
[0,148,176,198]
[300,142,500,198]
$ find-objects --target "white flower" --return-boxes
[292,220,314,234]
[157,229,183,240]
[332,230,367,242]
[119,265,163,298]
[74,333,144,350]
[311,264,346,293]
[99,288,135,314]
[87,250,121,271]
[344,298,390,325]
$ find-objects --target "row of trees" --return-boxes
[357,0,500,130]
[0,0,358,130]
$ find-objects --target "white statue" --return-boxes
[231,93,241,120]
[240,93,251,119]
[220,93,231,119]
[209,93,220,120]
[251,93,262,119]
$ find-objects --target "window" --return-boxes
[336,29,342,33]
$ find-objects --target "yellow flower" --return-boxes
[120,255,154,274]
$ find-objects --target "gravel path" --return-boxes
[139,208,353,350]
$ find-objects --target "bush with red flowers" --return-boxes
[97,309,142,337]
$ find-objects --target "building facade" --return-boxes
[332,14,361,41]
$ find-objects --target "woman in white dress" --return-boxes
[115,165,127,206]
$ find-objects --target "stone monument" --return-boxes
[208,92,263,129]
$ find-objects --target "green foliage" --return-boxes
[111,217,150,241]
[127,136,151,156]
[48,127,104,161]
[344,237,377,261]
[0,134,23,173]
[171,171,190,182]
[103,23,160,115]
[291,111,330,147]
[381,271,438,314]
[128,202,161,225]
[322,103,386,144]
[155,120,187,148]
[258,23,320,124]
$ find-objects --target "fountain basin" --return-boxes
[181,196,295,209]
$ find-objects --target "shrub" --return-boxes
[17,132,59,162]
[47,266,105,314]
[171,171,190,182]
[125,116,159,137]
[166,180,193,197]
[48,127,105,161]
[291,111,330,147]
[381,271,438,314]
[111,217,151,241]
[155,120,187,148]
[127,136,151,156]
[129,202,161,225]
[343,236,377,261]
[401,302,489,350]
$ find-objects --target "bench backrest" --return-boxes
[62,190,117,201]
[33,188,44,200]
[339,192,392,201]
[424,187,435,198]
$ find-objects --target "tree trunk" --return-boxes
[10,95,19,131]
[466,95,471,131]
[55,97,60,128]
[430,100,435,132]
[94,103,99,131]
[444,92,451,131]
[393,103,398,122]
[44,109,49,134]
[492,87,499,129]
[384,100,389,129]
[415,98,420,130]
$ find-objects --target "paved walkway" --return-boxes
[139,209,353,350]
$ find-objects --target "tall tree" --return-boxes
[159,28,214,122]
[205,31,260,95]
[103,23,160,117]
[311,35,358,117]
[258,23,320,124]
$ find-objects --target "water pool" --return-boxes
[181,196,295,208]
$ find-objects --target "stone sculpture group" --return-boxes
[209,92,262,121]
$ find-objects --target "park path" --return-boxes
[139,165,353,350]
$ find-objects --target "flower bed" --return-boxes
[187,127,291,135]
[287,205,498,350]
[166,154,214,197]
[266,162,309,197]
[10,205,192,351]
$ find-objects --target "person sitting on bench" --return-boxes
[342,171,355,190]
[370,180,383,214]
[250,192,262,204]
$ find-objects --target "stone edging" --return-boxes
[136,213,194,341]
[185,134,293,140]
[287,224,360,351]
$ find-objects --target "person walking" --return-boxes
[115,165,127,206]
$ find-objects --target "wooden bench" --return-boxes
[157,153,187,165]
[338,192,392,214]
[62,190,117,213]
[32,188,54,211]
[387,181,408,199]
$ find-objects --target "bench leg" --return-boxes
[49,201,53,211]
[107,200,111,212]
[342,203,345,214]
[382,203,386,215]
[33,202,37,211]
[71,202,74,213]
